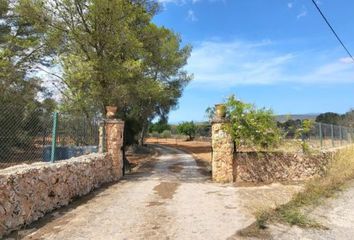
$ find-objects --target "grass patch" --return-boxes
[240,146,354,235]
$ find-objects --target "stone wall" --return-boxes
[234,151,332,183]
[0,153,120,237]
[211,118,332,183]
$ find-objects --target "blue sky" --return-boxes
[152,0,354,123]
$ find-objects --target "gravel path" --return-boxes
[9,145,301,240]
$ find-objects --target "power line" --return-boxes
[311,0,354,63]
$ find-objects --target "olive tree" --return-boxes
[176,121,196,141]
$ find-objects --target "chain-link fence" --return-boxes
[0,105,53,169]
[0,106,100,169]
[148,121,354,151]
[44,113,101,162]
[275,122,354,152]
[305,122,354,150]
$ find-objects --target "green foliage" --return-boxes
[124,117,143,146]
[176,121,196,140]
[315,112,341,125]
[296,119,314,138]
[0,0,47,107]
[315,110,354,128]
[340,109,354,128]
[277,119,302,138]
[296,119,314,154]
[150,131,160,138]
[18,0,191,145]
[0,0,56,158]
[161,130,172,139]
[196,123,211,137]
[0,100,55,159]
[224,95,281,149]
[149,121,171,134]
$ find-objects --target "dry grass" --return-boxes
[240,146,354,236]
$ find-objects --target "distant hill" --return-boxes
[275,114,319,123]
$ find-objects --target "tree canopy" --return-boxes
[315,112,341,125]
[0,0,47,107]
[14,0,192,145]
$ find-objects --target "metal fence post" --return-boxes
[319,122,323,149]
[331,124,334,147]
[339,126,342,146]
[51,112,58,163]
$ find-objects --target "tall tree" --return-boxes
[20,0,192,144]
[0,0,45,106]
[133,24,191,145]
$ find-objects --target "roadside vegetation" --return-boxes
[206,95,282,150]
[238,146,354,237]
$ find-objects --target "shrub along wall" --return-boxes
[234,151,333,183]
[0,153,121,238]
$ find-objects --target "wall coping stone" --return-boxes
[0,153,106,175]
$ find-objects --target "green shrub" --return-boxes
[176,121,196,141]
[224,95,281,150]
[161,130,172,139]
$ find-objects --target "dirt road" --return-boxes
[10,145,301,240]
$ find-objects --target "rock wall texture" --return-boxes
[211,120,332,183]
[211,120,235,183]
[234,151,332,183]
[0,153,120,238]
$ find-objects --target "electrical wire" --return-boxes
[311,0,354,63]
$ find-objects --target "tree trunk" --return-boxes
[139,121,148,146]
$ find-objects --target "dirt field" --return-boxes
[145,138,212,165]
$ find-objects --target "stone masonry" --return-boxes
[0,154,114,237]
[211,118,235,183]
[211,118,331,183]
[105,119,124,180]
[235,151,331,183]
[0,118,125,238]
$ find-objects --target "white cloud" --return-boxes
[287,2,293,8]
[297,6,307,19]
[340,57,354,64]
[186,39,354,88]
[186,10,198,21]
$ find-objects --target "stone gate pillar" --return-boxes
[211,117,235,183]
[104,119,125,180]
